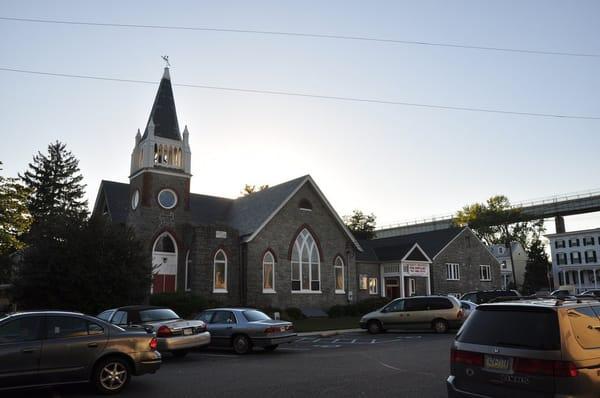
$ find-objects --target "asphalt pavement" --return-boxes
[7,331,455,398]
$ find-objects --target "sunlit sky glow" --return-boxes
[1,0,599,234]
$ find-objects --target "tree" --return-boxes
[522,238,551,294]
[0,161,31,254]
[13,217,151,314]
[0,161,31,284]
[454,195,545,287]
[241,184,269,196]
[20,141,88,241]
[344,210,377,240]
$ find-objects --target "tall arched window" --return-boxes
[291,229,320,292]
[184,250,191,292]
[213,249,227,293]
[263,251,276,293]
[334,256,345,293]
[152,232,177,293]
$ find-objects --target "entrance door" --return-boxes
[405,278,416,297]
[152,233,178,293]
[385,278,400,299]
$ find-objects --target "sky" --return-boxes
[1,0,599,234]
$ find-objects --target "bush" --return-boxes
[283,307,305,321]
[149,292,212,319]
[327,298,389,318]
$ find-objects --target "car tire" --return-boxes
[264,345,278,352]
[367,320,382,334]
[172,349,189,358]
[432,319,449,334]
[93,356,131,395]
[232,335,252,355]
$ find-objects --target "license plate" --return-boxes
[183,328,193,336]
[484,355,511,372]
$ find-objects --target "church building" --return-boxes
[93,67,363,309]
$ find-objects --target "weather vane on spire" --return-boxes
[161,55,170,68]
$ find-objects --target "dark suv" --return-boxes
[447,298,600,397]
[460,290,520,305]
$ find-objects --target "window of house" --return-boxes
[555,240,566,249]
[480,265,491,281]
[446,263,460,280]
[556,253,568,265]
[569,238,580,247]
[583,237,595,246]
[498,246,505,254]
[585,250,597,263]
[213,249,227,292]
[263,251,276,293]
[184,250,191,292]
[291,229,321,292]
[368,277,378,295]
[571,252,582,265]
[501,260,507,269]
[298,199,313,211]
[359,274,368,290]
[334,256,345,293]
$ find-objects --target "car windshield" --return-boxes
[139,308,180,322]
[243,310,271,322]
[457,306,560,350]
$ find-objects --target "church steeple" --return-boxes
[142,67,181,141]
[130,67,191,177]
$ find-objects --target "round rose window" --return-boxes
[157,189,177,209]
[131,189,140,210]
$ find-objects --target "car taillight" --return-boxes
[157,325,172,338]
[286,324,294,332]
[514,358,578,378]
[149,337,158,351]
[451,349,483,366]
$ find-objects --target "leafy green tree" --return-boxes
[0,161,31,254]
[344,210,377,240]
[522,238,551,294]
[13,218,151,314]
[20,141,88,241]
[241,184,269,196]
[454,195,545,287]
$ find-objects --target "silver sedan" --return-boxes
[195,308,297,354]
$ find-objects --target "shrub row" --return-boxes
[327,297,389,318]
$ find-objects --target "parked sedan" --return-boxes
[194,308,296,354]
[98,306,210,357]
[0,311,160,394]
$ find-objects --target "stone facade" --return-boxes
[245,183,356,309]
[431,228,502,295]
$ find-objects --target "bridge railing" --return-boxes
[376,188,600,231]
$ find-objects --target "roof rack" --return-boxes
[487,295,600,306]
[554,296,600,306]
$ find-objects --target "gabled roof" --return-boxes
[93,175,362,251]
[141,68,181,141]
[357,227,464,262]
[93,180,130,224]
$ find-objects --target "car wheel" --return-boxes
[233,335,252,355]
[172,349,189,358]
[367,320,382,334]
[264,345,278,352]
[433,319,449,334]
[93,356,131,395]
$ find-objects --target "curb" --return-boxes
[297,328,364,337]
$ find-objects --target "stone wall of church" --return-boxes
[244,183,357,311]
[431,228,502,295]
[188,225,241,306]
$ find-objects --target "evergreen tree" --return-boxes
[13,218,151,314]
[344,210,377,240]
[522,238,551,294]
[20,141,88,240]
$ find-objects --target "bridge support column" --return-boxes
[555,216,566,233]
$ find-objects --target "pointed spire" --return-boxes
[135,128,141,144]
[141,67,181,141]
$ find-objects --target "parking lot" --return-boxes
[7,331,455,398]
